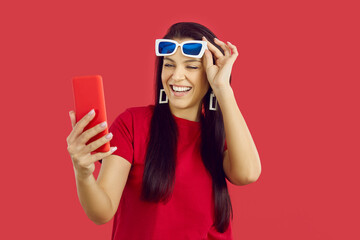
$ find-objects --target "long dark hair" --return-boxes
[141,22,233,233]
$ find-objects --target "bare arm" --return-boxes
[74,155,131,225]
[217,87,262,185]
[74,171,113,225]
[201,36,261,185]
[67,110,131,225]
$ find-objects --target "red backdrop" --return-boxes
[1,0,359,239]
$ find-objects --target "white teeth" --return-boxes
[172,85,191,92]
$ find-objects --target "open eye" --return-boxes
[187,66,198,69]
[164,64,173,67]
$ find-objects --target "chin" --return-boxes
[169,101,189,110]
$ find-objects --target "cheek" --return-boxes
[161,71,168,86]
[198,71,208,86]
[200,77,210,95]
[161,69,171,82]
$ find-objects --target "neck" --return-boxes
[169,102,202,122]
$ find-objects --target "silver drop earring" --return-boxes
[159,88,168,104]
[209,91,217,111]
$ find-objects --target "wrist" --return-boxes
[213,85,234,101]
[74,167,94,183]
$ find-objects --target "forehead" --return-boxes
[171,37,195,43]
[163,37,202,63]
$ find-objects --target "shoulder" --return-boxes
[124,104,154,121]
[113,104,154,123]
[126,104,154,116]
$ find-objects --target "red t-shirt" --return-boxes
[104,105,232,240]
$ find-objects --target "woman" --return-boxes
[66,22,261,240]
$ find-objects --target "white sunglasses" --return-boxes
[155,39,208,58]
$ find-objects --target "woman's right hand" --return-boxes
[66,109,116,179]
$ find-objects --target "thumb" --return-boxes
[69,110,76,128]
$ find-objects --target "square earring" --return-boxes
[209,91,217,111]
[159,88,168,104]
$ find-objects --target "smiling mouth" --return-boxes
[170,84,192,92]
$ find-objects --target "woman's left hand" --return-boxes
[202,36,238,92]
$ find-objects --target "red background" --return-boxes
[1,0,359,239]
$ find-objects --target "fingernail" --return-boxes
[100,121,107,128]
[105,132,113,139]
[88,109,95,116]
[111,146,117,152]
[227,41,232,45]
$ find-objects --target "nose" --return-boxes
[171,65,186,81]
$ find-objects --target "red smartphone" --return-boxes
[72,75,110,154]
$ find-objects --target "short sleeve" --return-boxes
[99,109,133,165]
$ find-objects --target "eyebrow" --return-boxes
[164,57,201,63]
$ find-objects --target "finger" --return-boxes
[214,38,231,57]
[227,41,239,62]
[69,110,76,128]
[84,131,112,153]
[203,48,213,70]
[89,146,117,164]
[78,120,108,146]
[202,36,224,60]
[68,109,96,143]
[67,110,77,145]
